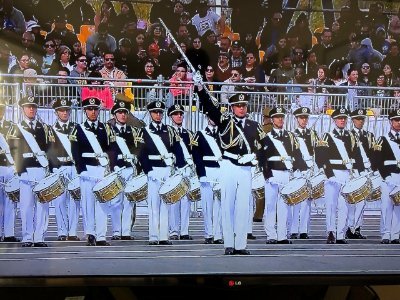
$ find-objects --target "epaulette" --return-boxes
[105,123,116,143]
[190,134,199,147]
[349,131,356,150]
[257,124,266,140]
[373,137,383,151]
[167,126,180,144]
[47,126,56,143]
[288,132,299,149]
[220,112,230,122]
[316,134,329,147]
[134,129,144,146]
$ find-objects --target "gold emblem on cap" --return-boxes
[28,96,34,103]
[340,108,345,114]
[61,100,66,106]
[397,109,400,115]
[156,102,161,108]
[277,107,282,113]
[175,104,180,110]
[358,109,363,115]
[239,94,245,101]
[120,101,125,107]
[89,98,95,105]
[302,107,307,113]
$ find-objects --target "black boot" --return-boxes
[353,227,366,239]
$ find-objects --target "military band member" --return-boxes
[70,97,117,246]
[195,73,267,255]
[192,115,223,244]
[315,108,365,244]
[109,97,141,240]
[7,96,53,247]
[47,98,80,241]
[167,104,194,241]
[0,98,19,242]
[137,100,186,245]
[373,109,400,244]
[253,107,273,223]
[262,107,307,244]
[288,107,319,239]
[346,109,375,239]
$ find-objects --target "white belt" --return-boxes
[203,155,222,162]
[22,151,46,158]
[58,157,73,162]
[82,152,107,158]
[268,155,293,162]
[117,154,135,160]
[384,160,400,166]
[148,154,173,160]
[223,151,241,160]
[329,159,355,165]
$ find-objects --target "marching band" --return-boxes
[1,84,400,253]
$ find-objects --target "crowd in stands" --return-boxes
[1,0,400,106]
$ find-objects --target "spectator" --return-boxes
[2,0,26,35]
[19,31,41,66]
[186,36,209,75]
[9,52,31,82]
[149,0,176,25]
[311,28,335,67]
[41,38,57,75]
[230,0,264,39]
[99,51,127,89]
[191,0,224,37]
[112,1,138,40]
[358,63,374,87]
[315,65,335,93]
[85,22,117,61]
[33,0,64,32]
[214,52,231,82]
[219,36,231,53]
[46,15,78,50]
[81,70,113,109]
[268,52,295,92]
[382,42,400,75]
[373,72,391,98]
[169,63,193,105]
[49,45,74,75]
[203,64,220,93]
[114,38,137,78]
[229,40,245,69]
[262,34,290,76]
[338,68,368,110]
[69,54,89,87]
[360,37,384,73]
[220,67,244,104]
[287,12,312,51]
[51,67,77,102]
[201,29,219,65]
[69,40,83,65]
[94,0,117,32]
[259,11,285,51]
[305,49,319,80]
[291,46,306,69]
[65,0,95,30]
[383,63,398,87]
[88,42,108,71]
[242,50,265,91]
[145,22,169,52]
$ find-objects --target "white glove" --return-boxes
[193,71,204,87]
[147,170,157,181]
[114,166,122,172]
[186,158,194,166]
[52,168,59,174]
[352,170,360,177]
[360,170,368,177]
[238,153,256,165]
[199,176,207,183]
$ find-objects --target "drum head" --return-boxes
[390,186,400,196]
[310,174,325,186]
[342,176,367,194]
[68,177,80,191]
[189,177,200,190]
[159,175,183,194]
[93,174,117,192]
[33,174,60,192]
[281,178,307,194]
[125,174,147,192]
[5,176,19,193]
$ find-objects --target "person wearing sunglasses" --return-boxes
[220,67,244,104]
[99,51,127,91]
[41,38,57,74]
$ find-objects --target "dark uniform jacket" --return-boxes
[0,119,13,167]
[373,132,400,179]
[351,128,375,162]
[293,127,319,156]
[7,119,53,175]
[315,128,365,178]
[197,89,266,168]
[70,120,116,174]
[112,124,142,174]
[261,129,308,179]
[192,127,221,178]
[47,121,77,169]
[137,123,185,174]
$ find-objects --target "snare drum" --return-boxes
[341,176,372,204]
[252,172,265,203]
[309,174,326,200]
[93,172,126,203]
[389,186,400,205]
[4,176,20,203]
[368,174,382,202]
[125,173,148,203]
[187,176,201,202]
[67,177,81,201]
[159,174,189,204]
[33,173,66,203]
[212,183,221,201]
[280,178,310,206]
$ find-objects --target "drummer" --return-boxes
[315,108,364,244]
[70,97,117,246]
[289,107,319,240]
[109,95,142,240]
[346,109,376,240]
[262,107,307,244]
[372,109,400,244]
[167,103,195,241]
[47,98,80,242]
[136,100,186,245]
[194,72,267,255]
[7,96,53,247]
[0,98,19,243]
[192,115,223,244]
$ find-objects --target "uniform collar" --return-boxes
[57,120,69,128]
[24,118,37,128]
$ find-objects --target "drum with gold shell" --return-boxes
[389,186,400,205]
[5,176,20,203]
[252,171,265,203]
[67,177,81,200]
[33,173,66,203]
[92,172,126,203]
[124,173,148,203]
[280,178,310,206]
[159,174,189,204]
[187,176,201,202]
[341,176,372,204]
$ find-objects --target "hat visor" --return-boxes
[270,112,285,118]
[351,114,366,119]
[168,109,185,116]
[295,112,310,117]
[229,101,248,106]
[148,108,165,112]
[113,108,129,114]
[390,116,400,120]
[20,102,38,107]
[54,105,71,110]
[332,114,348,119]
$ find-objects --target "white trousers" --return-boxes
[325,170,350,239]
[148,167,171,242]
[0,166,16,238]
[119,167,136,237]
[19,167,48,243]
[346,200,365,231]
[381,173,400,240]
[169,195,191,236]
[264,170,290,241]
[200,166,222,240]
[220,160,252,250]
[289,199,311,235]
